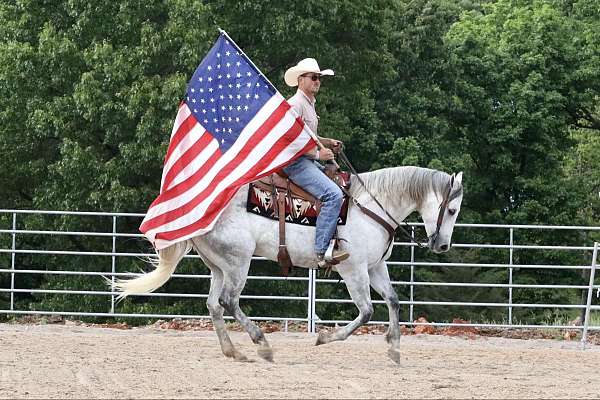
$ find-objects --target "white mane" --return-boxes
[349,166,458,206]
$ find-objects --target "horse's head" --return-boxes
[419,172,463,253]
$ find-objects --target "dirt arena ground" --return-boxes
[1,323,599,399]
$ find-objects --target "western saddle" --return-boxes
[251,164,349,275]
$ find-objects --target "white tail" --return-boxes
[112,241,191,300]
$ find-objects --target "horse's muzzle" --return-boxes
[428,234,451,253]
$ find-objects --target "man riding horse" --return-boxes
[282,58,348,268]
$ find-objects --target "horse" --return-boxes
[114,166,464,364]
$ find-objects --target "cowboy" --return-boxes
[282,58,349,267]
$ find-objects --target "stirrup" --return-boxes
[324,240,349,262]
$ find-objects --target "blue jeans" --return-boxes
[283,156,343,254]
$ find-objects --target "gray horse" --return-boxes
[114,166,464,363]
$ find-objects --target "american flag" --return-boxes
[140,33,316,250]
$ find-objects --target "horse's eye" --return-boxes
[448,208,456,216]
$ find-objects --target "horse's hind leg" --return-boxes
[192,236,273,362]
[316,263,373,345]
[369,261,402,364]
[219,259,273,362]
[204,262,248,361]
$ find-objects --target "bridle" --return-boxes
[338,150,462,251]
[428,175,463,248]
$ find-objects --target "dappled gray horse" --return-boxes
[114,166,464,363]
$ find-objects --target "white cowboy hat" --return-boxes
[284,58,334,87]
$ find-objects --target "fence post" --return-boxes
[409,226,415,323]
[10,213,17,311]
[581,242,598,349]
[307,269,316,333]
[508,228,514,326]
[110,215,117,314]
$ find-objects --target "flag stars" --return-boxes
[186,39,276,150]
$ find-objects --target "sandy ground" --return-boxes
[1,323,599,399]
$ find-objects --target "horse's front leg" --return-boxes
[368,261,402,364]
[316,262,373,345]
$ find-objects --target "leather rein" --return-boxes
[337,150,461,254]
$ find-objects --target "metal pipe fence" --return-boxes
[0,209,599,344]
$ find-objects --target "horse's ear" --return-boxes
[454,172,463,186]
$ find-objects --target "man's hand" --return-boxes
[317,148,335,161]
[320,138,344,153]
[329,139,343,154]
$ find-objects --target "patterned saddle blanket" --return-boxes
[246,172,350,226]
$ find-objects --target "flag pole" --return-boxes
[217,28,326,152]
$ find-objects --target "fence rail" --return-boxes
[1,209,598,345]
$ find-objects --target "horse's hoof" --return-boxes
[315,331,331,346]
[223,348,249,362]
[257,346,274,362]
[387,348,401,365]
